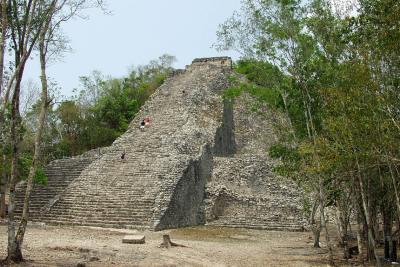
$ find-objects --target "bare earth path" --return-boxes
[0,224,331,267]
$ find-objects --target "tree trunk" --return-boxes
[160,234,186,248]
[382,207,392,260]
[161,234,172,249]
[280,90,297,141]
[355,157,381,267]
[0,0,8,220]
[335,202,350,259]
[6,67,24,263]
[300,85,334,261]
[334,208,343,245]
[312,226,321,248]
[15,26,49,244]
[356,221,364,262]
[319,183,335,265]
[352,188,364,262]
[5,0,55,262]
[0,0,7,98]
[387,160,400,224]
[391,240,397,262]
[310,198,321,248]
[0,154,6,218]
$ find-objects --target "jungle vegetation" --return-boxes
[217,0,400,265]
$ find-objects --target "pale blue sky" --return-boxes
[24,0,242,97]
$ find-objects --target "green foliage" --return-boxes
[269,143,300,162]
[224,60,285,109]
[33,167,47,186]
[223,85,243,100]
[235,60,284,88]
[18,153,48,186]
[269,143,301,179]
[217,1,400,252]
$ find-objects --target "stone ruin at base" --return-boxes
[14,57,306,231]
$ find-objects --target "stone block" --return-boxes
[122,235,145,244]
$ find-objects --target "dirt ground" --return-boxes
[0,223,374,267]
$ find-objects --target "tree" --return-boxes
[6,0,48,261]
[217,0,400,264]
[217,0,335,260]
[3,0,107,262]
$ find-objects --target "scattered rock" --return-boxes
[78,248,90,253]
[89,256,100,262]
[122,235,145,244]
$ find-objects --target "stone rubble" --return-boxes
[204,93,306,231]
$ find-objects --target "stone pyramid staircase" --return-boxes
[15,58,234,230]
[14,57,306,232]
[14,157,94,219]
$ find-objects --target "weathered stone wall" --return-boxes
[154,145,212,230]
[233,93,286,155]
[192,57,232,68]
[213,100,236,156]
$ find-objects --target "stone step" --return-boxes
[208,218,302,226]
[18,213,150,220]
[18,206,157,214]
[36,213,150,221]
[14,156,95,218]
[56,198,155,203]
[206,222,305,232]
[15,192,60,198]
[49,206,150,213]
[48,203,153,209]
[33,219,151,229]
